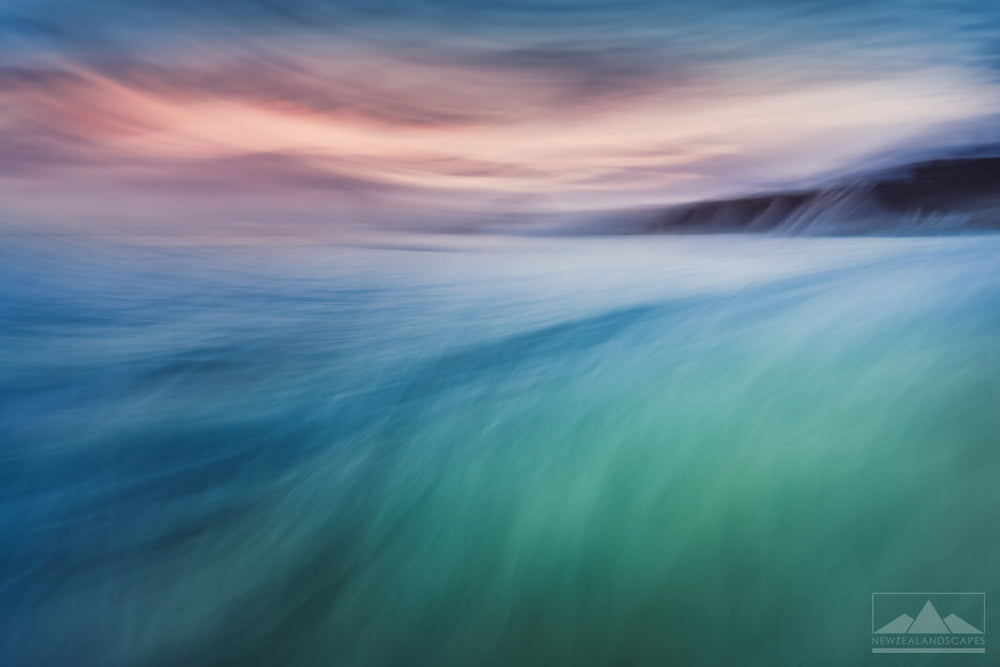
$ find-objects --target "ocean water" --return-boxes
[1,233,998,666]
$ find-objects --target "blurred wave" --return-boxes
[1,232,998,665]
[542,155,1000,236]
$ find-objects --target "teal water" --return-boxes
[1,234,998,665]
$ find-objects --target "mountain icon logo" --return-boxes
[872,592,986,654]
[875,599,982,635]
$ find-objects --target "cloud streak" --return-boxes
[0,0,998,230]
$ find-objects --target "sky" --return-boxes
[0,0,998,231]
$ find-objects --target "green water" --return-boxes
[1,235,997,665]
